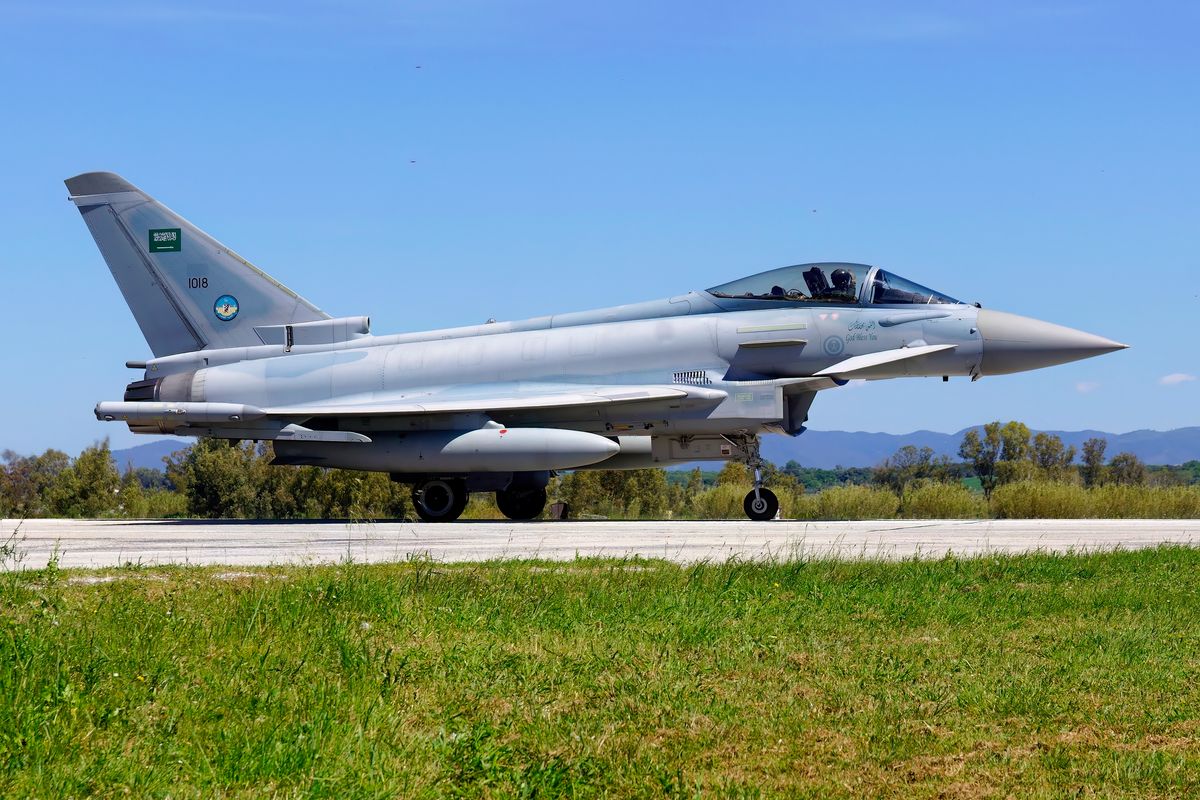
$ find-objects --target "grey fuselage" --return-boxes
[137,290,982,442]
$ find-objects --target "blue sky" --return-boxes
[1,1,1197,455]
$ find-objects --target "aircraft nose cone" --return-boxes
[977,308,1128,376]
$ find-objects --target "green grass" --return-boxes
[4,549,1200,797]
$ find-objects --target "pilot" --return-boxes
[771,284,808,300]
[830,268,856,299]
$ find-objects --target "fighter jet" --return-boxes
[68,172,1127,521]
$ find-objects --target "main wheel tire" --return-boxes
[496,487,547,521]
[743,488,779,521]
[412,479,468,522]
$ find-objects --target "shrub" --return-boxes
[690,484,748,519]
[990,481,1089,518]
[461,494,505,520]
[684,483,807,520]
[1090,485,1200,519]
[143,489,188,518]
[1156,486,1200,518]
[46,441,121,518]
[810,485,900,520]
[554,469,670,519]
[776,488,808,520]
[901,482,987,519]
[788,493,821,520]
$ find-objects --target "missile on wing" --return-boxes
[272,427,621,473]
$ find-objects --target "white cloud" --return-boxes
[1075,381,1101,393]
[1159,373,1197,387]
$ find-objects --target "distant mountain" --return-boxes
[106,427,1200,474]
[111,440,188,472]
[762,427,1200,469]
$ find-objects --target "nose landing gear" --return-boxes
[734,434,779,521]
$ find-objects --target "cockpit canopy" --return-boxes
[706,262,962,306]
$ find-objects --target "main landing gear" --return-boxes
[496,487,547,520]
[737,435,779,521]
[411,478,468,522]
[410,478,549,522]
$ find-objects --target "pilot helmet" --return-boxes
[831,268,855,290]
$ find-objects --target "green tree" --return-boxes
[625,468,669,518]
[995,421,1038,484]
[1108,452,1147,486]
[672,468,708,518]
[959,423,1002,497]
[556,470,608,517]
[1032,432,1077,481]
[999,421,1033,462]
[1080,437,1108,488]
[166,439,266,518]
[118,469,148,518]
[1,448,70,517]
[873,445,955,495]
[130,467,173,491]
[47,441,122,518]
[781,461,874,492]
[259,459,316,518]
[327,470,409,519]
[715,461,750,486]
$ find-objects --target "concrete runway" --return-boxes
[3,518,1199,570]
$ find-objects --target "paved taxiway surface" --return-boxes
[4,518,1199,569]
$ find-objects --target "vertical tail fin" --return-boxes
[65,172,328,357]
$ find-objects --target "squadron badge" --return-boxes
[214,294,239,321]
[822,336,845,356]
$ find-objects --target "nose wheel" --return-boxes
[496,487,547,520]
[743,488,779,521]
[412,478,469,522]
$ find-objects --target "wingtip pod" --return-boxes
[95,401,266,424]
[65,171,141,197]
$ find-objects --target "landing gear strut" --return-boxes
[496,487,547,520]
[735,435,779,521]
[412,478,468,522]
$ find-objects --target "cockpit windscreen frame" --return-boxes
[705,263,963,307]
